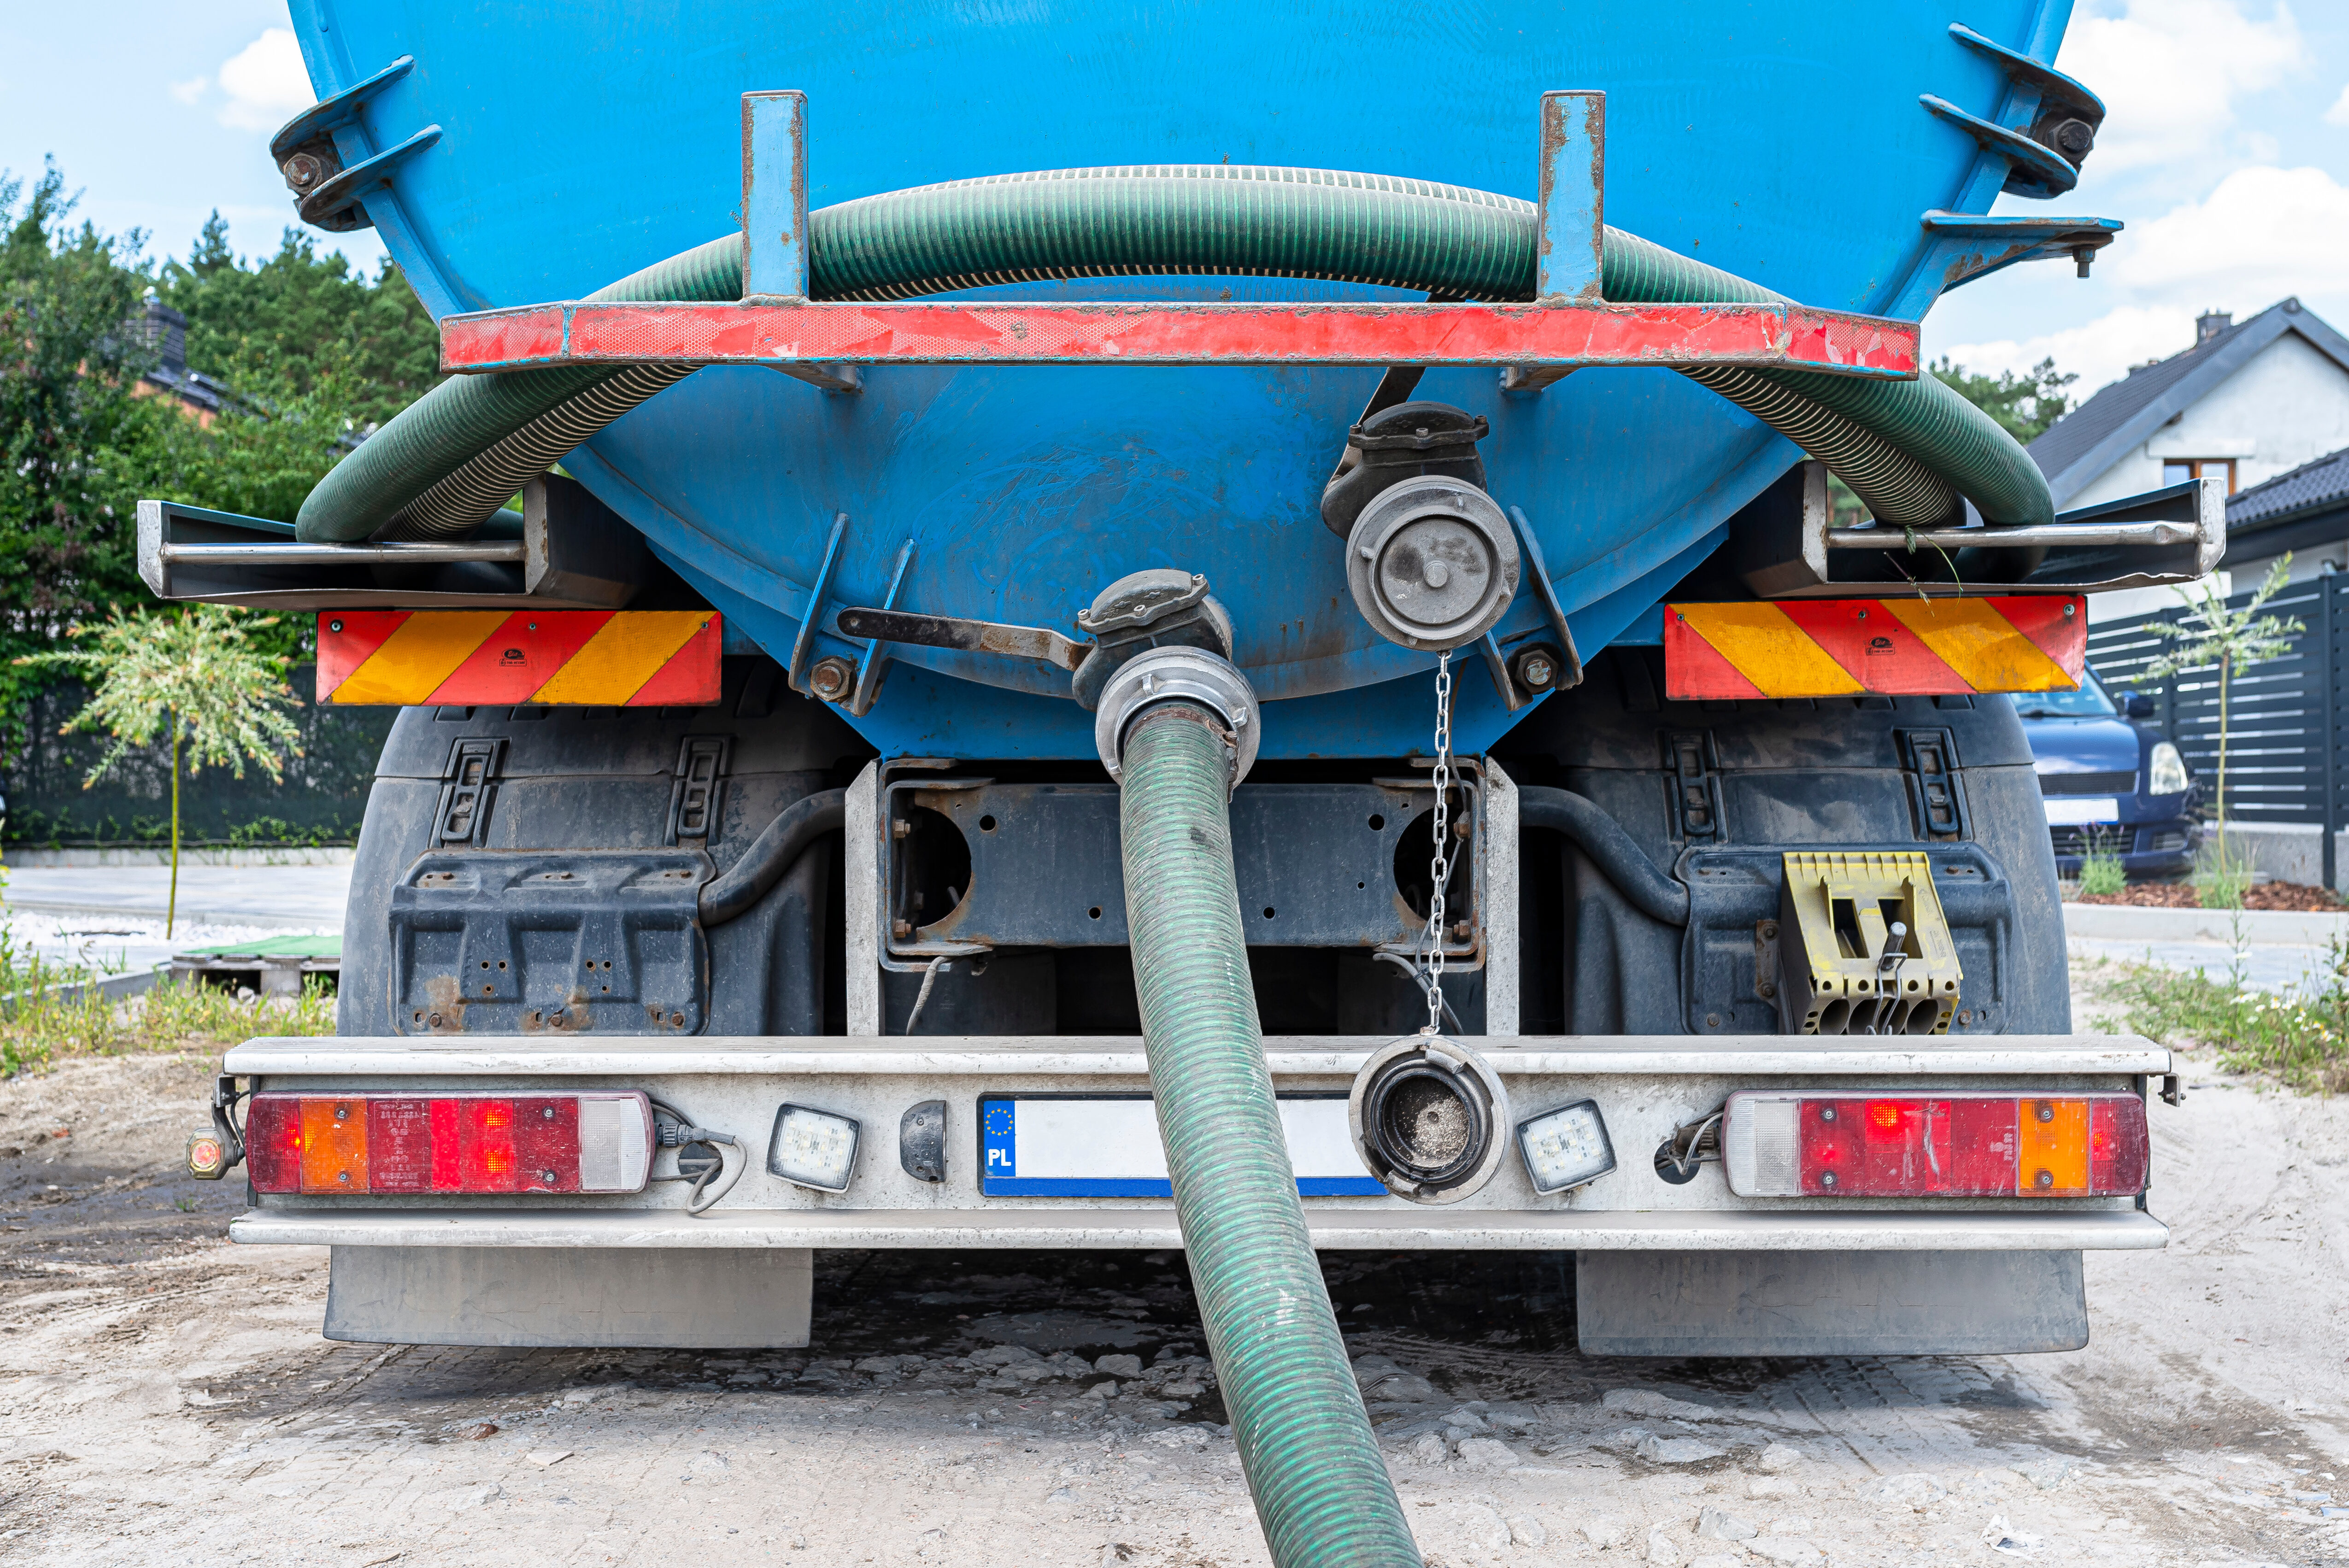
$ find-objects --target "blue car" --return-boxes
[2016,671,2199,879]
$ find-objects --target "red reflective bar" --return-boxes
[438,298,1922,377]
[246,1096,302,1193]
[2090,1096,2149,1195]
[367,1098,435,1193]
[429,1097,463,1191]
[514,1097,582,1193]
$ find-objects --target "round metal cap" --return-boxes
[1345,478,1519,652]
[1346,1033,1513,1205]
[1093,646,1261,792]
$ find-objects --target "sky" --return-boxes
[1,1,2344,404]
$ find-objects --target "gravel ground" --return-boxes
[2,976,2346,1568]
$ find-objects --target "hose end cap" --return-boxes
[1348,1033,1513,1205]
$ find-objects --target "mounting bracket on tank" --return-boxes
[434,92,1922,382]
[1732,464,2224,599]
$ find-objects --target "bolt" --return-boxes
[2063,602,2077,617]
[891,819,912,840]
[1511,646,1560,692]
[1422,559,1451,589]
[1758,981,1777,999]
[808,656,857,703]
[1451,920,1470,940]
[280,152,325,191]
[892,919,913,938]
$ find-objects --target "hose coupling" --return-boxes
[1093,645,1260,793]
[1348,1034,1513,1204]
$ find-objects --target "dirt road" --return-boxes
[3,999,2346,1567]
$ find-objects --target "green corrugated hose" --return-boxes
[1116,705,1420,1568]
[298,164,2052,541]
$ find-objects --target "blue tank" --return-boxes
[286,0,2080,758]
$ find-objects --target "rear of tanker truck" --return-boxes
[152,1,2209,1557]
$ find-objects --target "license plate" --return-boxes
[2044,796,2120,826]
[979,1095,1385,1198]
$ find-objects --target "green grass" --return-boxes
[2092,936,2349,1096]
[2078,830,2126,899]
[0,916,335,1076]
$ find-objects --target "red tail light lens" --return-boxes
[1725,1090,2148,1198]
[243,1092,652,1195]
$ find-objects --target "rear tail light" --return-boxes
[1722,1090,2148,1198]
[244,1092,652,1195]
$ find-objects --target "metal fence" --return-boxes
[2,665,394,849]
[2085,573,2346,880]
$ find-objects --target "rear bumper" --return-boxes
[229,1204,2167,1251]
[224,1033,2173,1252]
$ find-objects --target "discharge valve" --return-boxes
[1325,402,1519,652]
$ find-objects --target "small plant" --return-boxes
[2137,556,2304,876]
[14,605,303,934]
[2191,843,2254,911]
[2077,829,2126,899]
[2098,936,2349,1096]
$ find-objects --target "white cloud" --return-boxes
[2325,82,2349,127]
[216,27,313,133]
[2056,0,2302,173]
[1940,305,2201,397]
[168,76,208,107]
[2107,164,2349,304]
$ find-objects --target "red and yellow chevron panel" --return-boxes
[317,611,722,706]
[1664,596,2086,700]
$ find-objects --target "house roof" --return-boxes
[2229,444,2349,532]
[2026,298,2349,506]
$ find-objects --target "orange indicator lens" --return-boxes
[2017,1098,2090,1195]
[298,1098,371,1193]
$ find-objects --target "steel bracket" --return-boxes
[741,91,862,393]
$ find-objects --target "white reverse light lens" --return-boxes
[767,1104,862,1193]
[2148,741,2188,797]
[1515,1099,1616,1194]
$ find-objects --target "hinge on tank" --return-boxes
[434,739,505,847]
[1666,731,1723,842]
[1898,729,1969,839]
[668,737,732,844]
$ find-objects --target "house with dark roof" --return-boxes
[2026,297,2349,616]
[2222,445,2349,579]
[127,292,231,424]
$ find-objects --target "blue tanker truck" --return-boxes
[150,3,2214,1559]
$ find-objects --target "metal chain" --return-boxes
[1422,651,1456,1034]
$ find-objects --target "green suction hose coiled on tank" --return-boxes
[1116,704,1421,1568]
[298,164,2053,540]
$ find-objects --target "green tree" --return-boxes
[0,163,167,629]
[2138,556,2305,903]
[14,605,302,932]
[156,212,440,431]
[1930,355,2077,444]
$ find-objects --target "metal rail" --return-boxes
[1826,519,2205,550]
[160,540,524,566]
[436,298,1921,376]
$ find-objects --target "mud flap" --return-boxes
[1574,1249,2087,1356]
[323,1246,812,1348]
